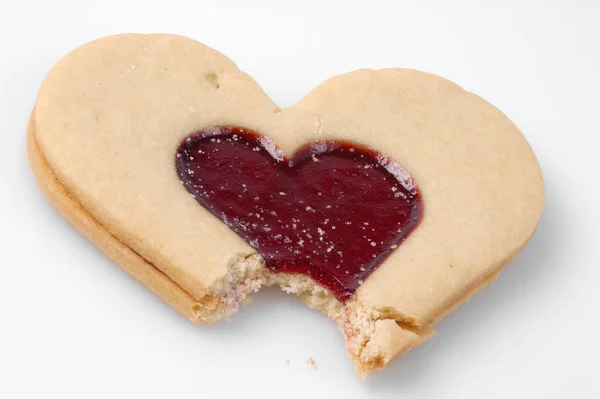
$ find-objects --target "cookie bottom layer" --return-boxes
[27,113,509,377]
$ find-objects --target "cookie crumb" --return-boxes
[390,244,398,249]
[312,156,319,162]
[205,72,220,89]
[306,357,318,370]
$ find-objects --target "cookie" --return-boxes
[28,34,544,377]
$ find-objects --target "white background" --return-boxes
[1,1,599,398]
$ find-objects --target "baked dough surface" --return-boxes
[30,34,544,374]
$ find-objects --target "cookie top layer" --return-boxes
[34,34,543,326]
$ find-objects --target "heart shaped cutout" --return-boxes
[176,126,422,301]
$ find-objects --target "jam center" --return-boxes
[176,126,422,301]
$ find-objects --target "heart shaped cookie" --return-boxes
[28,34,544,377]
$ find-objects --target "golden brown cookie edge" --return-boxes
[26,111,211,323]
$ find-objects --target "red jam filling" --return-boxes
[176,126,422,302]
